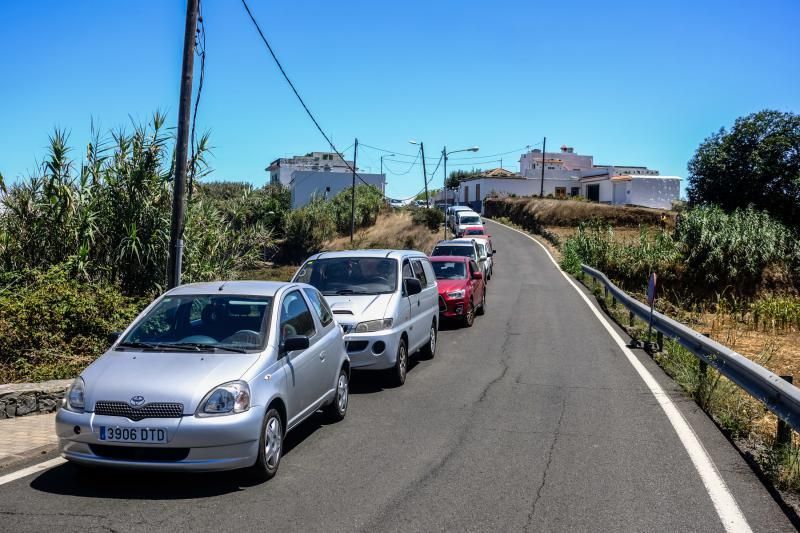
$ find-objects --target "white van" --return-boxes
[293,250,439,386]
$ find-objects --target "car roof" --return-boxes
[306,249,428,261]
[449,205,472,211]
[463,225,484,230]
[167,280,293,297]
[430,255,469,262]
[434,240,474,247]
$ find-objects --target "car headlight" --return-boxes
[65,377,85,412]
[353,318,393,333]
[197,381,251,416]
[446,289,466,299]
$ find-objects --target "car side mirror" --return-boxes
[107,331,121,344]
[281,335,310,354]
[472,271,483,280]
[404,277,422,296]
[492,249,497,254]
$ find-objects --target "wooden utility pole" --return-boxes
[350,138,358,243]
[539,136,546,197]
[167,0,200,289]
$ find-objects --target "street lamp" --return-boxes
[442,145,479,239]
[380,154,395,176]
[409,140,430,207]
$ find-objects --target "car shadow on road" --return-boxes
[348,358,424,394]
[28,413,334,500]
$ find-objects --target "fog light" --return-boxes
[372,341,386,354]
[456,305,464,315]
[73,425,81,435]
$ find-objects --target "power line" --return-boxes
[240,0,388,198]
[382,148,421,176]
[188,0,206,202]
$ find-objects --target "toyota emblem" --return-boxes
[130,395,145,408]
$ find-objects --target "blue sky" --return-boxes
[1,0,798,199]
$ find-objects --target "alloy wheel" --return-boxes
[264,415,282,469]
[337,372,349,413]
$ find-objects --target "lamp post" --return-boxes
[380,154,395,177]
[442,145,479,239]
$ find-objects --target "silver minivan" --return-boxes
[293,250,439,386]
[56,281,349,480]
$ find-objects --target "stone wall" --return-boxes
[0,379,72,418]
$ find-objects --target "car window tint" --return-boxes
[303,288,333,327]
[421,259,437,287]
[411,260,428,287]
[280,291,316,339]
[469,260,480,274]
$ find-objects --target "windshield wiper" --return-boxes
[168,342,250,354]
[116,341,160,351]
[335,289,366,295]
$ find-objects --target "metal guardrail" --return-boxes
[581,264,800,435]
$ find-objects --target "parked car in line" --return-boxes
[462,225,489,240]
[430,239,486,278]
[453,211,483,237]
[430,256,486,327]
[388,198,404,209]
[452,237,493,280]
[292,250,439,386]
[56,281,350,481]
[446,205,473,231]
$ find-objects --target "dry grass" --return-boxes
[324,211,442,254]
[485,197,671,228]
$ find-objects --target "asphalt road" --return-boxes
[0,220,795,532]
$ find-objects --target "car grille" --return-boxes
[89,444,189,462]
[94,401,184,422]
[346,340,369,353]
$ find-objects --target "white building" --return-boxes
[455,145,680,211]
[267,152,354,186]
[290,170,386,209]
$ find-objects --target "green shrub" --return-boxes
[411,207,444,230]
[281,198,337,263]
[677,205,798,292]
[330,185,384,233]
[0,267,146,382]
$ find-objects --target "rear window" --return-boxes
[432,261,466,280]
[431,245,475,258]
[459,215,481,225]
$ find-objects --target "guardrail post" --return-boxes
[628,310,635,327]
[696,359,709,407]
[656,332,663,352]
[604,286,608,300]
[777,375,794,448]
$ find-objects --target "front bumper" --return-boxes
[439,296,468,319]
[56,406,263,472]
[342,329,400,370]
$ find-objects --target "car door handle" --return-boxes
[319,351,326,361]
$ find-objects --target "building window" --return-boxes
[463,186,469,203]
[570,187,580,197]
[555,187,566,198]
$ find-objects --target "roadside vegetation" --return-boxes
[0,116,388,382]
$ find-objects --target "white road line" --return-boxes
[487,219,753,533]
[0,457,66,486]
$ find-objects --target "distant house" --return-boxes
[455,145,681,211]
[267,152,354,187]
[290,170,385,209]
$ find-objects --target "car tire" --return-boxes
[390,338,408,387]
[476,290,486,316]
[248,407,283,482]
[463,300,475,327]
[419,320,437,360]
[323,367,349,423]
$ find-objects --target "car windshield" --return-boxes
[459,215,481,225]
[432,245,475,258]
[476,242,487,258]
[432,261,466,280]
[294,257,398,295]
[119,295,272,353]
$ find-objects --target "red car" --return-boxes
[430,256,486,327]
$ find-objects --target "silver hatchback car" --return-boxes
[56,281,350,480]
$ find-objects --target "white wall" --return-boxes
[627,177,680,209]
[290,171,386,209]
